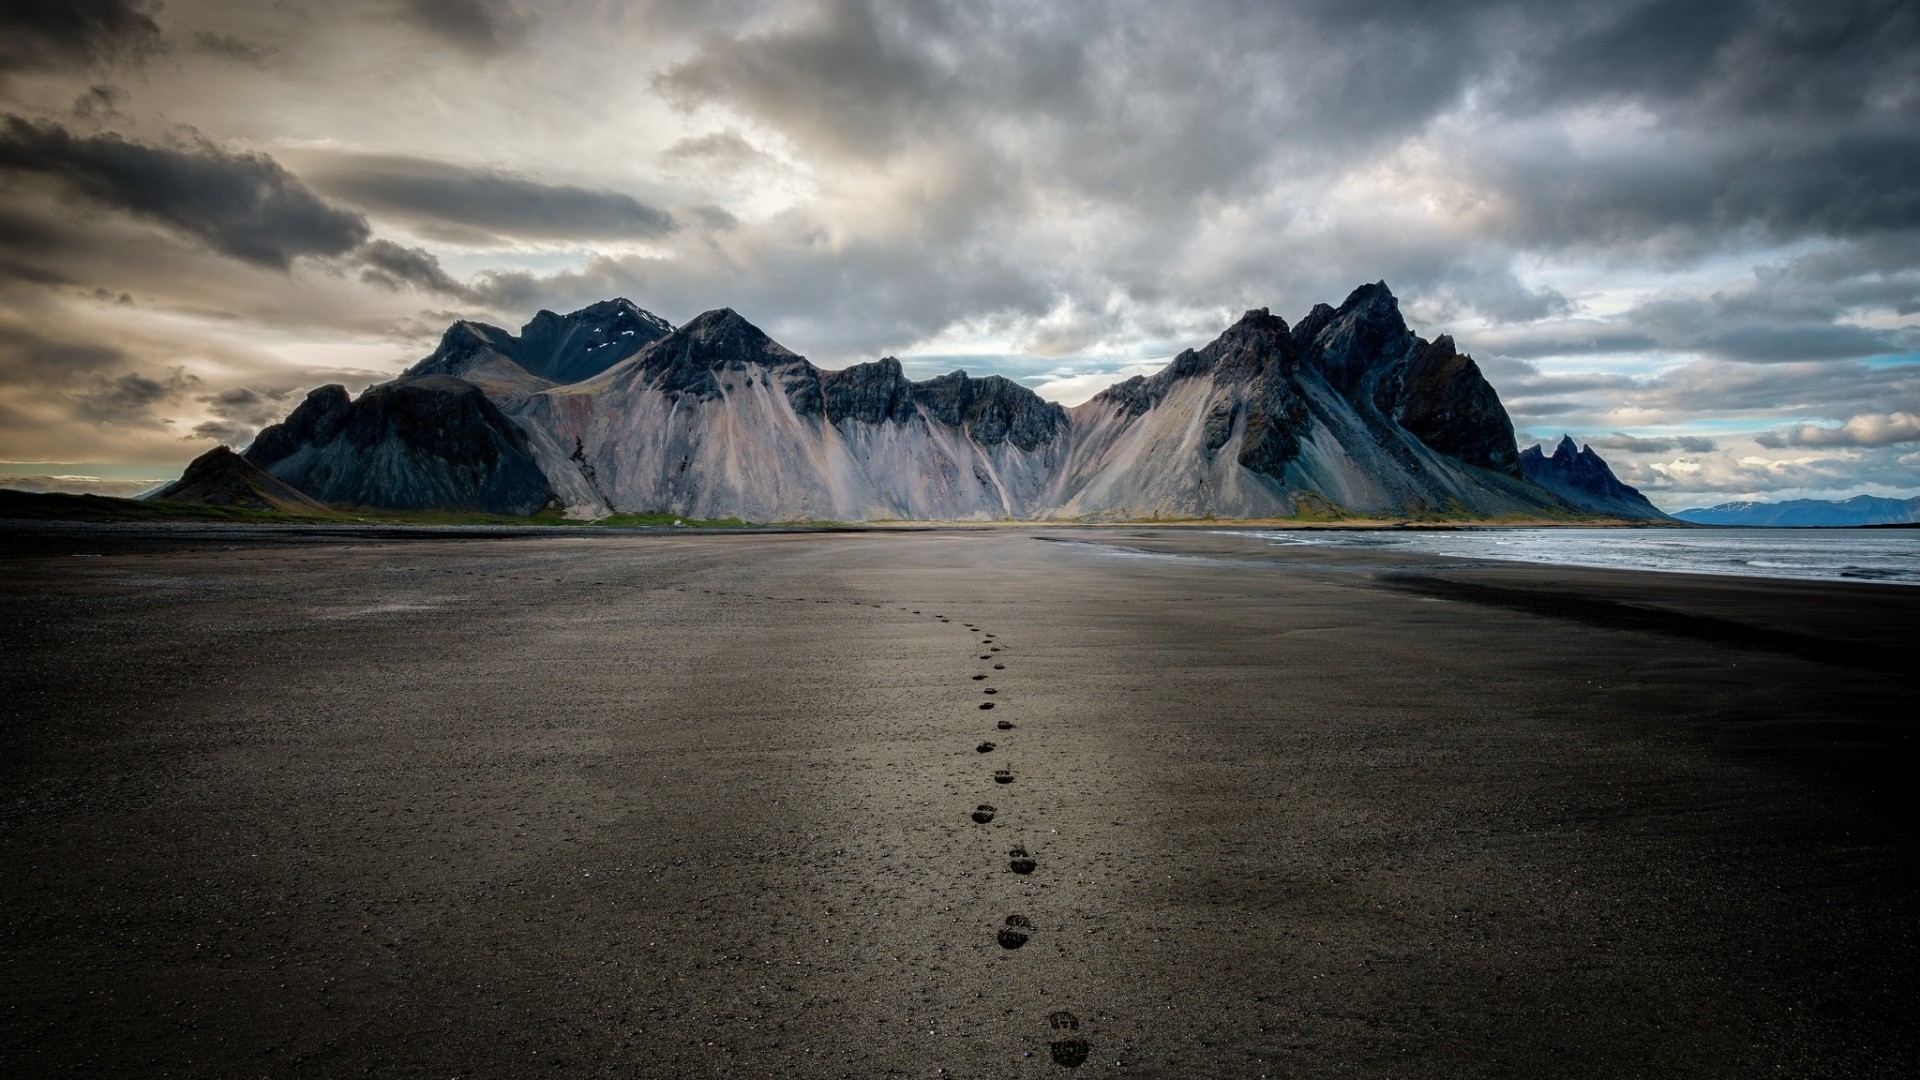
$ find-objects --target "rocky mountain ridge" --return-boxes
[1518,436,1669,520]
[177,284,1660,521]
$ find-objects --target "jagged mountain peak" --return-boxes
[651,307,799,363]
[408,320,517,379]
[1519,433,1667,520]
[1297,280,1415,393]
[407,298,674,386]
[1092,305,1293,418]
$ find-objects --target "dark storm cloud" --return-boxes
[69,367,196,427]
[0,323,126,384]
[647,0,1919,340]
[653,0,1485,201]
[1507,0,1919,121]
[70,85,130,126]
[191,32,277,68]
[190,385,295,445]
[398,0,528,56]
[356,238,469,298]
[0,0,164,74]
[0,117,370,269]
[308,154,674,243]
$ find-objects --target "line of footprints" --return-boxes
[910,608,1090,1070]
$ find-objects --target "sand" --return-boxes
[1,524,1914,1078]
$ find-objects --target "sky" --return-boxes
[0,0,1915,509]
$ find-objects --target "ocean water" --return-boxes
[1247,526,1920,585]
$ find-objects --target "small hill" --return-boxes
[147,446,335,514]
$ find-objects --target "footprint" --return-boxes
[1009,846,1036,875]
[996,719,1015,730]
[977,741,997,753]
[972,674,988,680]
[998,915,1032,949]
[971,804,996,824]
[980,702,995,710]
[1047,1012,1089,1068]
[993,663,1005,670]
[983,688,998,695]
[980,654,992,660]
[994,769,1013,784]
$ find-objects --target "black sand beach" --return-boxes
[2,525,1915,1078]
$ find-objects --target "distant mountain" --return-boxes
[168,283,1629,521]
[146,446,333,514]
[1674,495,1920,527]
[1517,436,1669,521]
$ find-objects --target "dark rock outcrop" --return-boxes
[911,371,1066,451]
[1374,335,1519,472]
[147,445,333,514]
[789,348,1064,449]
[819,357,918,424]
[245,384,351,468]
[623,307,804,401]
[1518,436,1668,520]
[407,298,672,384]
[245,375,552,515]
[514,299,673,383]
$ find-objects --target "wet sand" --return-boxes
[2,525,1915,1078]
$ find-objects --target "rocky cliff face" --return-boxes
[1517,436,1668,520]
[406,298,674,403]
[1052,283,1541,519]
[187,283,1621,521]
[245,375,552,515]
[514,309,1067,521]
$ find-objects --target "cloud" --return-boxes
[191,32,277,68]
[0,0,164,74]
[399,0,528,56]
[69,84,130,125]
[68,367,197,426]
[0,473,168,497]
[1757,411,1920,448]
[356,238,470,298]
[307,153,674,244]
[1589,433,1719,454]
[189,385,297,445]
[0,117,371,268]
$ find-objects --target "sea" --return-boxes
[1247,526,1920,586]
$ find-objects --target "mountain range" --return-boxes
[153,283,1663,522]
[1673,495,1920,527]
